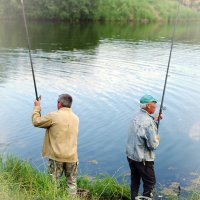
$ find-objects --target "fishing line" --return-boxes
[157,0,181,130]
[21,0,39,100]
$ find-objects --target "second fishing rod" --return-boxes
[157,0,181,130]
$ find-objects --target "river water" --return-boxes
[0,21,200,195]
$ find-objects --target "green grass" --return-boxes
[0,155,75,200]
[78,175,130,199]
[0,155,200,200]
[189,192,200,200]
[0,155,130,200]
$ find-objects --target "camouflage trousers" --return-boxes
[48,159,78,195]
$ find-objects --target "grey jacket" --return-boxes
[126,109,159,162]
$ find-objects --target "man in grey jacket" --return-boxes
[126,94,162,200]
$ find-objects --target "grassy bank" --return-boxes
[0,0,199,22]
[0,155,200,199]
[0,155,130,200]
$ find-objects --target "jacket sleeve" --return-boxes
[32,106,53,128]
[145,121,159,150]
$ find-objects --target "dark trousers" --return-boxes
[127,157,156,200]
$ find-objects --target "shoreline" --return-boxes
[0,155,199,199]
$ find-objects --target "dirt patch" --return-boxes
[0,192,11,200]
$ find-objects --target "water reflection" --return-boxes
[0,21,100,50]
[0,21,200,51]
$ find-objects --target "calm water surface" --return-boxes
[0,21,200,193]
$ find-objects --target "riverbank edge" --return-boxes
[0,155,130,200]
[0,155,200,200]
[0,17,200,24]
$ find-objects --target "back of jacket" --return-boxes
[32,106,79,163]
[126,109,159,162]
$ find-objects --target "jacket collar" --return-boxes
[140,108,151,116]
[58,107,71,112]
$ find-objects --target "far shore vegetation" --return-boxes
[0,155,200,200]
[0,0,200,23]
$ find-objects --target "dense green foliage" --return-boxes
[0,0,199,22]
[0,0,99,21]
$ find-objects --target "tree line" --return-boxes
[0,0,99,21]
[0,0,199,22]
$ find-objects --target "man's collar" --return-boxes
[140,108,151,116]
[58,107,71,111]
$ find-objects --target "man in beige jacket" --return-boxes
[32,94,79,195]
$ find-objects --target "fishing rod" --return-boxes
[157,0,181,130]
[21,0,39,100]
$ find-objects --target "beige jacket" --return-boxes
[32,106,79,163]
